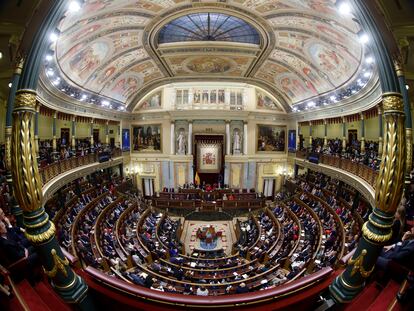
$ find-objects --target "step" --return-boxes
[16,280,52,311]
[34,281,73,311]
[344,282,381,311]
[367,280,401,311]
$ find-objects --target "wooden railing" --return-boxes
[39,149,122,185]
[319,155,378,188]
[81,265,334,309]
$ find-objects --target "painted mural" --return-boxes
[52,0,362,108]
[257,125,286,152]
[185,56,235,74]
[139,91,162,110]
[256,90,281,111]
[132,125,162,152]
[68,41,110,82]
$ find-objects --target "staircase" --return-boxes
[5,279,73,311]
[344,279,412,311]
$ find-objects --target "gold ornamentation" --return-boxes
[5,127,12,170]
[11,94,43,212]
[406,128,413,174]
[25,222,56,244]
[362,222,393,243]
[24,214,49,229]
[382,93,403,112]
[43,249,69,278]
[348,249,375,278]
[14,90,37,111]
[375,93,405,214]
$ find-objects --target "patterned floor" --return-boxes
[181,220,236,255]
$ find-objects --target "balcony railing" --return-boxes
[39,149,122,186]
[319,155,378,188]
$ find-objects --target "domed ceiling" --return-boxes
[43,0,371,112]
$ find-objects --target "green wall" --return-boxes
[300,116,383,144]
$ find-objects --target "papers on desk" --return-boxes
[190,262,197,267]
[260,279,268,284]
[192,253,199,257]
[233,272,238,276]
[242,274,248,279]
[140,272,148,278]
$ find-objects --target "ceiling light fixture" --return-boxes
[338,2,352,15]
[45,55,53,61]
[365,56,374,64]
[49,32,58,42]
[8,82,12,88]
[358,32,369,44]
[68,1,81,12]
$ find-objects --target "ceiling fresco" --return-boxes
[45,0,367,111]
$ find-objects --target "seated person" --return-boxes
[376,228,414,273]
[0,221,38,267]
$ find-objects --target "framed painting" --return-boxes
[257,125,286,152]
[132,124,162,152]
[256,90,281,111]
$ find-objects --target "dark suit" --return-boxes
[0,235,25,266]
[377,240,414,270]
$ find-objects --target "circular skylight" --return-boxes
[158,13,260,45]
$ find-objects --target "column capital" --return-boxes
[14,57,25,75]
[72,115,76,122]
[324,119,327,125]
[53,111,57,118]
[360,112,364,120]
[393,58,404,77]
[309,121,312,126]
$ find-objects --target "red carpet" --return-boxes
[344,282,381,311]
[34,281,73,311]
[367,280,400,311]
[17,280,52,311]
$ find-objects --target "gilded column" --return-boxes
[5,59,23,227]
[34,104,40,157]
[329,93,405,302]
[309,121,312,147]
[52,111,57,152]
[71,115,76,148]
[342,117,347,152]
[12,90,90,306]
[324,119,328,148]
[395,60,412,179]
[360,113,365,154]
[378,106,383,156]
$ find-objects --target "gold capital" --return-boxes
[14,90,37,111]
[382,93,403,112]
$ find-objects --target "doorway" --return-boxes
[60,128,70,147]
[93,129,100,144]
[348,130,357,145]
